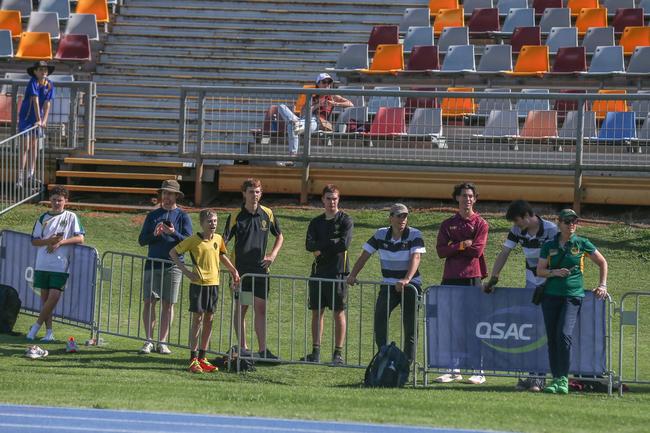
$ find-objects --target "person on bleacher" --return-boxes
[16,61,55,189]
[276,73,353,166]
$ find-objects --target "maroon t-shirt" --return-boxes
[436,212,489,280]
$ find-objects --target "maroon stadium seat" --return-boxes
[532,0,562,15]
[406,45,440,70]
[468,8,500,33]
[367,25,399,52]
[511,26,541,53]
[55,34,90,61]
[550,47,587,73]
[612,8,644,33]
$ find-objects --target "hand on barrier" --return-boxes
[395,279,410,292]
[482,275,498,294]
[592,285,608,300]
[346,275,358,286]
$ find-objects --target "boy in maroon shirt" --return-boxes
[435,182,489,385]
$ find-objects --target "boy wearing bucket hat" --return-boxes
[137,180,193,355]
[16,61,55,189]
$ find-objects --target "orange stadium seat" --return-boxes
[15,32,52,60]
[368,107,406,135]
[506,45,549,75]
[362,44,404,73]
[76,0,109,24]
[433,8,465,36]
[429,0,460,14]
[575,8,607,36]
[0,10,21,38]
[55,34,91,61]
[441,87,476,117]
[293,85,316,114]
[520,110,558,138]
[592,89,628,119]
[619,26,650,55]
[567,0,599,16]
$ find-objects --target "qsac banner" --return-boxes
[424,285,606,375]
[0,230,98,325]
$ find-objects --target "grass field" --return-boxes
[1,204,650,433]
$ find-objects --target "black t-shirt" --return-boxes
[305,211,353,277]
[223,205,281,275]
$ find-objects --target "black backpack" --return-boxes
[212,346,256,373]
[0,284,21,335]
[364,342,410,388]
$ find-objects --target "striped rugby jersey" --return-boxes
[363,226,426,285]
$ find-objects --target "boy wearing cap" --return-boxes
[347,203,426,364]
[137,180,192,355]
[276,73,353,165]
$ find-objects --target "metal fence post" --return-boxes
[82,82,96,155]
[300,91,312,204]
[10,84,18,136]
[195,90,206,206]
[573,97,585,214]
[69,86,79,151]
[178,87,187,155]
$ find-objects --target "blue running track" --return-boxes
[0,404,514,433]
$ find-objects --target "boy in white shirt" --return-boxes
[26,186,85,341]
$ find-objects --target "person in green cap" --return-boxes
[536,209,609,394]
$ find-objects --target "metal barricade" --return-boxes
[0,126,44,215]
[618,291,650,396]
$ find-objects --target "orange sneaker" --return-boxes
[198,358,218,373]
[189,357,203,373]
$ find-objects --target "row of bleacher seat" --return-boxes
[0,30,90,60]
[426,0,650,16]
[0,11,101,40]
[0,0,111,21]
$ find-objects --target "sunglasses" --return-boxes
[562,218,578,225]
[392,213,408,218]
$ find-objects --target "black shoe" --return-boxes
[256,349,278,360]
[299,352,320,363]
[331,353,344,366]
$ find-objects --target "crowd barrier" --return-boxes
[0,229,98,333]
[618,291,650,396]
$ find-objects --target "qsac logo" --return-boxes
[474,307,547,354]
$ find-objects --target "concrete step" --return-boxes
[93,69,314,84]
[95,63,323,80]
[63,157,195,168]
[103,39,339,55]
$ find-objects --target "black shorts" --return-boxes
[241,275,270,300]
[189,284,219,313]
[308,278,347,311]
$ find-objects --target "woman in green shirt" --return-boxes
[536,209,608,394]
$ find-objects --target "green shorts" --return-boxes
[33,270,68,291]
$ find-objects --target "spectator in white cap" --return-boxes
[276,73,353,166]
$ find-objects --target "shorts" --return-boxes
[33,270,68,291]
[142,265,182,303]
[241,275,270,300]
[308,278,347,311]
[189,284,219,313]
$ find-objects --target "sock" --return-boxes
[334,346,343,357]
[17,170,24,184]
[190,351,198,361]
[44,328,53,336]
[27,322,41,339]
[198,350,206,359]
[28,168,34,178]
[312,344,320,356]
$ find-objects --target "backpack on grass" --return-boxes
[364,342,410,388]
[0,284,21,335]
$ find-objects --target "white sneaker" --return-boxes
[435,370,463,383]
[468,375,486,385]
[26,323,41,341]
[139,341,154,354]
[41,331,55,342]
[25,346,48,359]
[292,121,305,135]
[156,343,171,355]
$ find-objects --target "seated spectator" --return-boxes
[276,73,353,166]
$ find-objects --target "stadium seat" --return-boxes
[619,26,650,55]
[477,44,513,71]
[38,0,70,21]
[638,0,650,15]
[404,93,439,123]
[636,114,650,140]
[429,0,459,14]
[603,0,635,16]
[463,0,494,14]
[1,0,31,18]
[0,29,11,57]
[511,26,541,53]
[335,106,368,132]
[26,11,60,39]
[437,26,469,51]
[532,0,562,15]
[558,110,598,138]
[597,111,636,140]
[612,8,644,33]
[480,109,519,136]
[368,107,406,135]
[367,87,401,115]
[367,25,399,51]
[477,88,513,115]
[433,8,465,35]
[626,47,650,73]
[334,44,368,69]
[406,108,443,135]
[520,110,558,138]
[516,88,551,116]
[362,44,403,73]
[552,89,585,114]
[15,31,52,59]
[501,8,535,33]
[467,8,499,32]
[575,8,608,35]
[567,0,600,16]
[75,0,109,24]
[400,8,430,32]
[405,45,440,70]
[0,9,20,38]
[64,13,99,41]
[545,27,578,53]
[55,33,91,61]
[586,45,625,73]
[404,27,434,52]
[507,45,550,75]
[441,87,476,117]
[0,94,12,123]
[550,46,587,72]
[581,26,614,53]
[441,44,476,71]
[630,91,650,120]
[292,84,316,115]
[539,8,571,33]
[592,89,628,119]
[336,85,365,109]
[497,0,528,16]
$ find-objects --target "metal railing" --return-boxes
[617,291,650,396]
[0,79,96,154]
[0,126,45,215]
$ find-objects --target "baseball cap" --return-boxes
[316,73,333,84]
[389,203,409,216]
[558,209,578,220]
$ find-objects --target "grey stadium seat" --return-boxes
[586,45,624,74]
[558,110,598,139]
[407,108,443,135]
[497,0,528,16]
[65,13,99,41]
[335,106,369,132]
[602,0,634,16]
[27,12,60,39]
[1,0,32,17]
[501,8,535,33]
[539,8,571,33]
[477,44,512,72]
[404,26,434,52]
[367,86,401,115]
[480,110,519,136]
[38,0,70,21]
[334,44,368,69]
[631,91,650,119]
[545,27,577,54]
[516,89,550,117]
[626,47,650,74]
[581,27,614,54]
[0,29,12,58]
[441,45,476,72]
[437,26,469,52]
[399,8,430,33]
[477,88,513,115]
[464,0,494,14]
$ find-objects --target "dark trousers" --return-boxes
[542,295,583,378]
[374,283,420,362]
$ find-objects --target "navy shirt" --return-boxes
[138,207,193,267]
[305,211,353,277]
[19,77,55,132]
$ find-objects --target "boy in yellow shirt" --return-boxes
[170,209,240,373]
